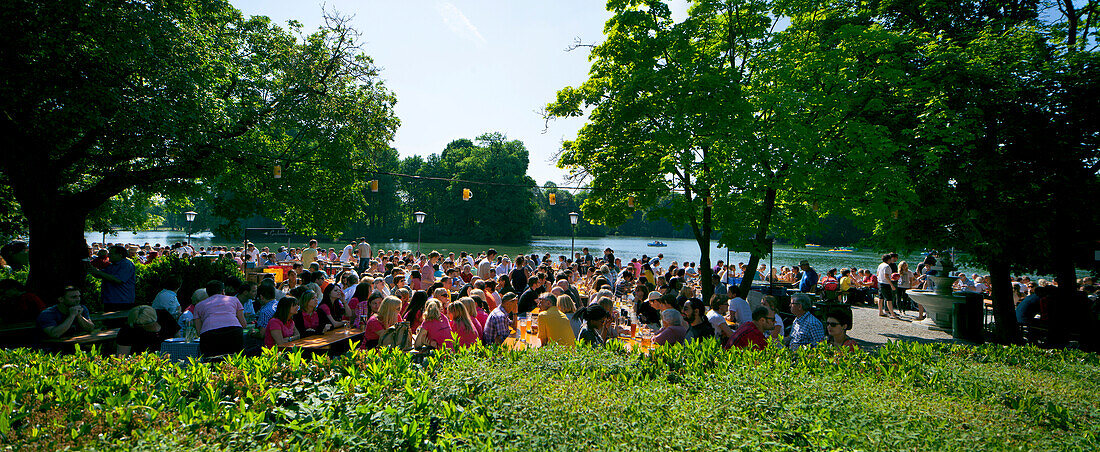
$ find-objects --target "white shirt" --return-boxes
[340,245,354,262]
[728,296,751,324]
[357,242,372,261]
[706,309,725,332]
[151,289,181,318]
[876,262,892,285]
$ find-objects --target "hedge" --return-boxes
[0,342,1097,451]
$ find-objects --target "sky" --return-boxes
[232,0,690,185]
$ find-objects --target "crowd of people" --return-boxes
[2,238,1097,356]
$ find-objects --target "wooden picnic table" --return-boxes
[43,328,120,346]
[278,327,364,350]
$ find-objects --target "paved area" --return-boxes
[846,305,961,349]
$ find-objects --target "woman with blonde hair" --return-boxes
[447,300,479,347]
[414,299,454,350]
[117,305,165,356]
[361,295,403,349]
[557,294,582,339]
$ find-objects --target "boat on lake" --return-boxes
[647,241,667,247]
[827,247,855,253]
[805,243,822,248]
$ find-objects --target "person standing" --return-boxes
[356,239,372,273]
[192,280,246,357]
[301,239,320,265]
[797,260,818,294]
[876,254,899,319]
[477,249,497,281]
[86,245,136,310]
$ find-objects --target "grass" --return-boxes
[0,341,1097,451]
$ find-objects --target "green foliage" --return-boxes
[1,343,1098,450]
[134,255,244,305]
[85,188,164,235]
[398,133,537,243]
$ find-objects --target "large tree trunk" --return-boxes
[25,199,92,301]
[695,208,714,303]
[739,187,777,296]
[986,258,1018,345]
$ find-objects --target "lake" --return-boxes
[87,231,961,274]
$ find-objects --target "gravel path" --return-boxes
[845,304,962,349]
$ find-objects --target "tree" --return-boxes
[86,188,164,240]
[546,0,915,300]
[870,0,1100,344]
[0,1,398,294]
[398,133,536,244]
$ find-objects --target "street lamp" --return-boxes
[184,211,198,243]
[414,211,427,255]
[569,211,580,260]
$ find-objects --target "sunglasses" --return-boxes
[826,322,844,328]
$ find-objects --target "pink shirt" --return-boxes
[420,318,453,350]
[363,315,385,342]
[193,295,243,334]
[264,318,294,347]
[448,319,479,347]
[421,263,436,284]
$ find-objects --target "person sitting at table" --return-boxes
[403,290,429,333]
[635,291,663,327]
[730,306,774,351]
[483,292,518,346]
[265,296,301,348]
[682,297,715,342]
[537,292,575,347]
[575,303,609,347]
[117,305,168,356]
[193,280,246,357]
[825,310,858,351]
[760,295,785,339]
[787,293,825,351]
[705,294,736,346]
[726,286,752,326]
[557,294,583,339]
[654,309,688,346]
[251,282,278,325]
[361,295,402,349]
[0,278,45,324]
[447,301,480,348]
[318,284,348,329]
[37,285,94,339]
[151,276,182,320]
[294,290,330,337]
[413,300,453,350]
[458,295,485,336]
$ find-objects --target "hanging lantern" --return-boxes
[705,196,713,207]
[812,201,820,212]
[273,165,282,179]
[549,193,556,205]
[892,210,899,219]
[462,188,472,201]
[370,180,379,192]
[627,196,635,208]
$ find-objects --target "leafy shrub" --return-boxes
[135,255,243,306]
[0,343,1097,451]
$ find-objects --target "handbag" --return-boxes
[379,321,412,351]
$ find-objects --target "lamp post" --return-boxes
[569,211,580,260]
[184,211,198,244]
[414,211,426,256]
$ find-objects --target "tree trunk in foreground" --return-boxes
[25,199,92,300]
[986,258,1019,345]
[739,187,777,297]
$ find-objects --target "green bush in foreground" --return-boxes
[1,342,1098,451]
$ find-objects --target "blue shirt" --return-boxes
[483,305,512,345]
[799,268,819,293]
[256,299,278,329]
[789,312,825,350]
[101,258,136,305]
[37,305,91,337]
[1016,294,1041,325]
